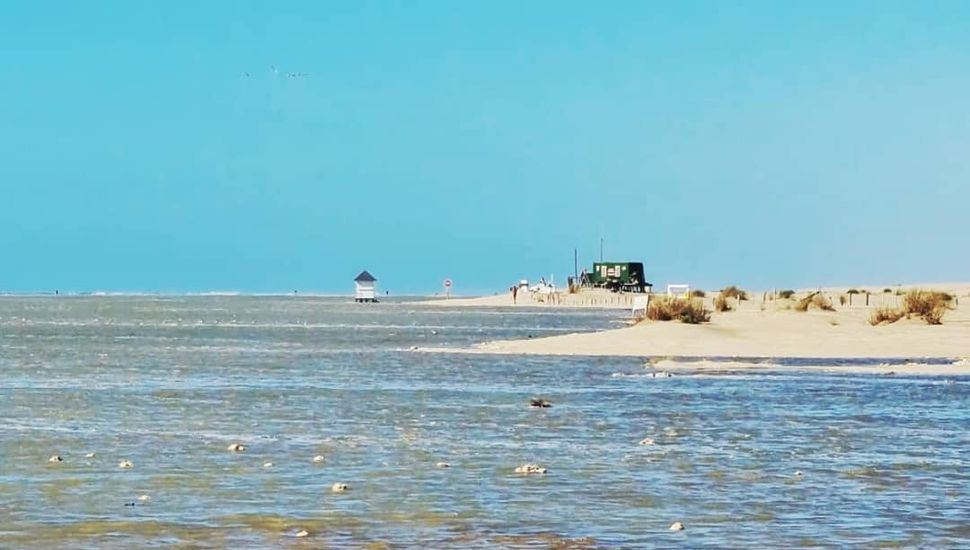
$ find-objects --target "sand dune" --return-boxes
[422,284,970,368]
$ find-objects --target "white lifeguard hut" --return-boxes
[354,270,378,303]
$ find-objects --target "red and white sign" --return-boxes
[444,279,452,288]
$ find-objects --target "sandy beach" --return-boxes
[421,288,634,309]
[422,284,970,373]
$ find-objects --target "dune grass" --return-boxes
[643,297,711,324]
[869,307,905,326]
[903,290,953,325]
[721,285,748,301]
[777,289,796,299]
[794,292,835,312]
[713,294,732,312]
[868,290,953,325]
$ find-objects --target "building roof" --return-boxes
[354,270,377,282]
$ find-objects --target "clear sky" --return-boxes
[2,1,968,294]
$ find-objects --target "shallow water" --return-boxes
[1,296,968,548]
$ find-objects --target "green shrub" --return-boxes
[778,289,796,299]
[690,289,706,298]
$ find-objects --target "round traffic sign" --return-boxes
[444,279,452,288]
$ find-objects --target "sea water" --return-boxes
[0,296,967,548]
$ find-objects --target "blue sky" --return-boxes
[2,1,968,294]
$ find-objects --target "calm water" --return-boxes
[1,296,968,549]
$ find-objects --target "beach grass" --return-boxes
[721,285,748,301]
[794,292,835,312]
[866,290,952,325]
[902,290,953,325]
[869,307,905,326]
[644,297,711,324]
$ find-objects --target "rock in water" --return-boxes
[227,443,246,452]
[294,529,309,538]
[669,522,685,531]
[48,455,63,463]
[514,464,547,474]
[263,461,274,468]
[529,398,552,408]
[331,482,349,493]
[638,438,655,446]
[312,455,325,463]
[118,460,133,469]
[436,461,451,468]
[84,452,96,458]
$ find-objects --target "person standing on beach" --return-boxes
[511,285,518,304]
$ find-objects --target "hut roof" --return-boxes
[354,270,377,282]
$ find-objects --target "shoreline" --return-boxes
[418,346,970,376]
[417,284,970,375]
